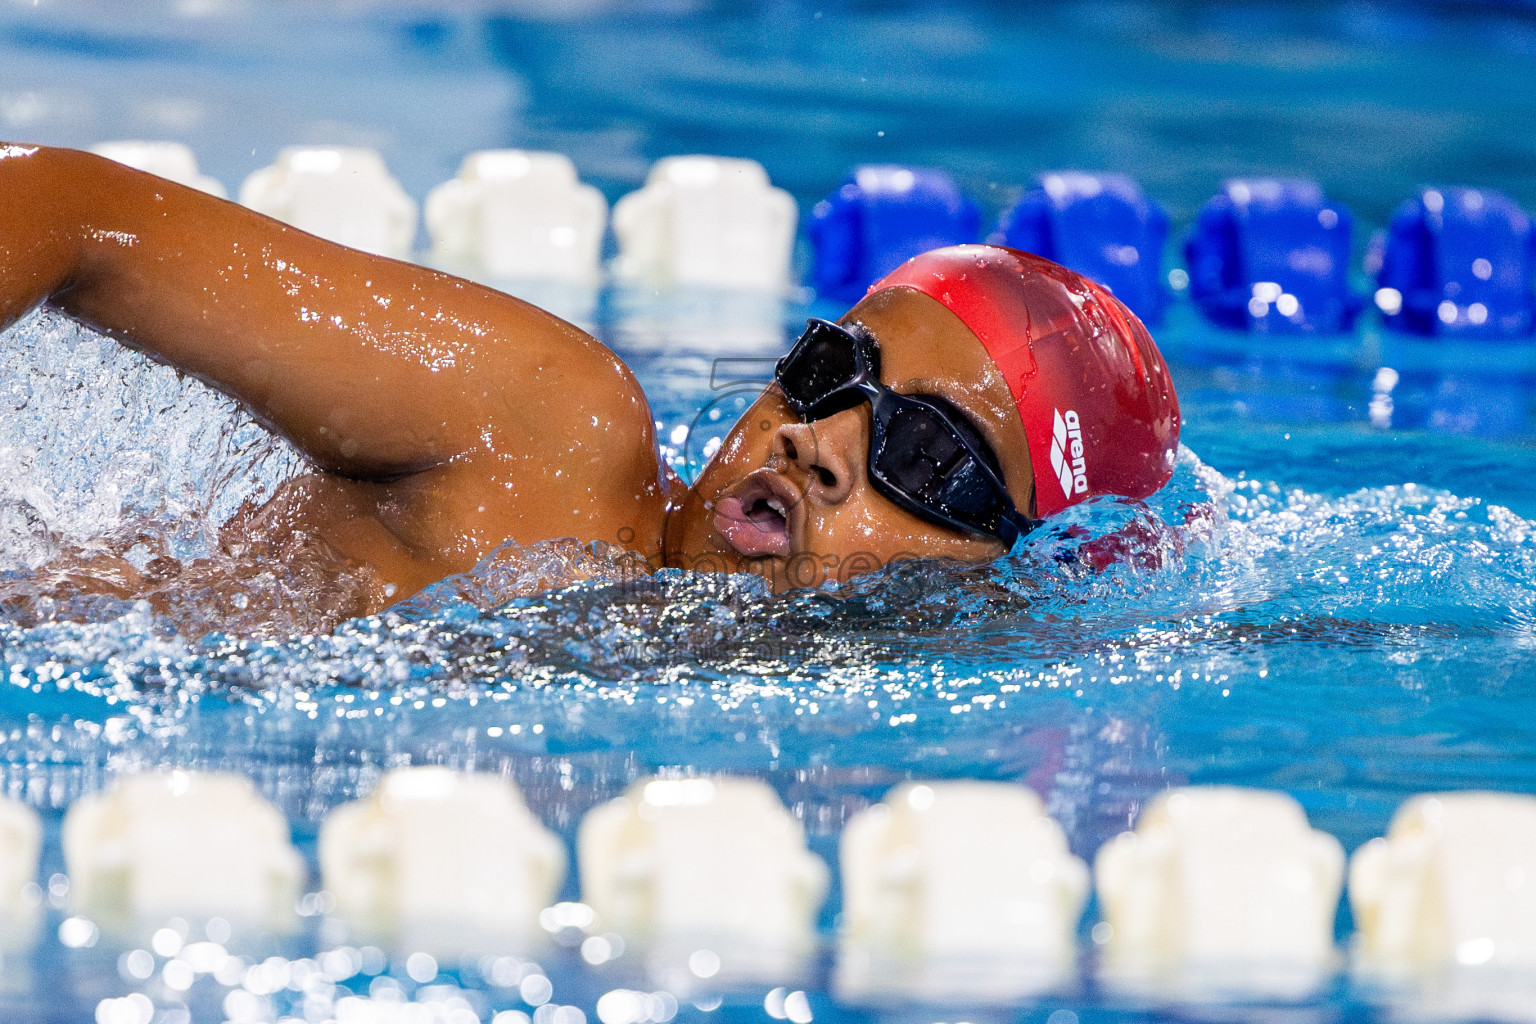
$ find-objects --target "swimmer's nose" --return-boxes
[774,416,856,506]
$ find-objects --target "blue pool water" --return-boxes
[3,1,1536,1021]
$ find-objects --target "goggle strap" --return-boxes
[996,511,1045,548]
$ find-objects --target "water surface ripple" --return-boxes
[2,305,1535,1020]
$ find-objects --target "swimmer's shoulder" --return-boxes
[391,311,671,562]
[477,310,661,473]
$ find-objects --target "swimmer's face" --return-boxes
[666,287,1035,591]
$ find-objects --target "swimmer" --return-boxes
[0,144,1178,616]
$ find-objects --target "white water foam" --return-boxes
[0,307,303,571]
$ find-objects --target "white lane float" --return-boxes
[0,796,40,948]
[579,776,827,985]
[612,156,797,291]
[240,146,417,259]
[426,149,607,284]
[1352,791,1536,971]
[1095,786,1344,999]
[63,771,303,933]
[89,141,227,197]
[320,766,565,953]
[836,781,1088,1002]
[1349,792,1536,1022]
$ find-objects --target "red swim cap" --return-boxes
[870,244,1180,519]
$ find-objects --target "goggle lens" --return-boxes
[872,398,1009,534]
[776,320,875,417]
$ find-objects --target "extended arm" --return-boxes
[0,143,672,595]
[0,143,619,479]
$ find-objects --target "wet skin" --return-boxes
[665,286,1034,590]
[0,144,1028,610]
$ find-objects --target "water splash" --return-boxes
[5,304,1536,899]
[0,307,303,570]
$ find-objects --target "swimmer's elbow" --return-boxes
[273,420,456,484]
[305,447,450,484]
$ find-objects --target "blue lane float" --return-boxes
[990,171,1169,325]
[1374,186,1536,339]
[1185,178,1363,335]
[90,140,1536,341]
[807,165,980,304]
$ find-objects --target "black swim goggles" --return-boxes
[773,318,1042,547]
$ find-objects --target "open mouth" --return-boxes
[712,470,799,558]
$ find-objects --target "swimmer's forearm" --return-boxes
[0,143,612,478]
[0,145,84,327]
